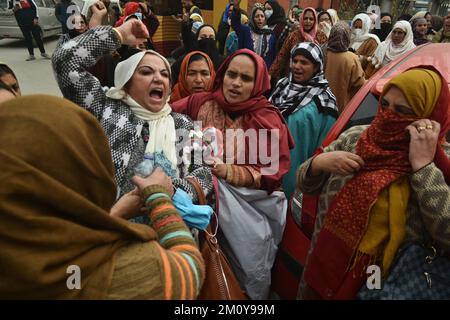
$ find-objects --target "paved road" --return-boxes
[0,36,62,96]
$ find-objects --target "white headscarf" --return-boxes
[366,12,378,31]
[327,9,339,25]
[106,50,178,171]
[350,13,380,51]
[411,11,428,20]
[369,21,416,68]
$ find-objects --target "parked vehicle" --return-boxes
[271,42,450,299]
[0,0,122,40]
[0,0,60,39]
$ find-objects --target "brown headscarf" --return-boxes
[0,95,157,299]
[327,22,351,53]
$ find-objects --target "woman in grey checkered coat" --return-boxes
[268,42,338,200]
[52,19,213,217]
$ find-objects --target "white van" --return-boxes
[0,0,61,39]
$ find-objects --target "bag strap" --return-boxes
[186,176,207,205]
[212,175,219,216]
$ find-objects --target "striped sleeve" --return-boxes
[410,161,450,251]
[142,185,205,300]
[225,164,261,189]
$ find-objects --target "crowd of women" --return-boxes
[0,0,449,300]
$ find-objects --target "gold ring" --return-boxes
[426,125,433,129]
[417,126,426,132]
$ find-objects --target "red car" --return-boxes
[271,42,450,300]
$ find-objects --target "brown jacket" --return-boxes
[325,50,366,113]
[354,38,379,77]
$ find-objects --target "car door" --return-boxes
[32,0,48,30]
[35,0,56,32]
[42,0,59,30]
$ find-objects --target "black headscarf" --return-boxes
[371,12,392,42]
[265,0,286,26]
[171,24,223,86]
[194,24,222,70]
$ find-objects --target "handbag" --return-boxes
[185,177,247,300]
[357,243,450,300]
[216,179,287,300]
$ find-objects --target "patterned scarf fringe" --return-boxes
[349,249,390,279]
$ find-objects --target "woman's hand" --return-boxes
[212,164,228,179]
[89,1,108,29]
[310,151,365,176]
[110,187,145,220]
[132,167,174,197]
[406,120,440,172]
[91,1,107,17]
[115,19,150,46]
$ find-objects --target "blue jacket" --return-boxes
[230,9,277,68]
[55,1,76,32]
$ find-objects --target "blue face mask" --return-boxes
[264,10,273,19]
[172,188,213,230]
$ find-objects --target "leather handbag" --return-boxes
[357,243,450,300]
[186,177,247,300]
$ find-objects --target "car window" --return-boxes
[34,0,45,7]
[343,92,379,131]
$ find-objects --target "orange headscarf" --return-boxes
[170,51,215,103]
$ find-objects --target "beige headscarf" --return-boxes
[350,13,381,50]
[327,9,339,25]
[411,11,428,20]
[106,50,178,171]
[369,21,416,68]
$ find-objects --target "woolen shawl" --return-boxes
[0,95,158,299]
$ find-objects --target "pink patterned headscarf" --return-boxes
[299,7,318,43]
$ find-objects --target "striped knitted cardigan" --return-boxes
[107,185,205,299]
